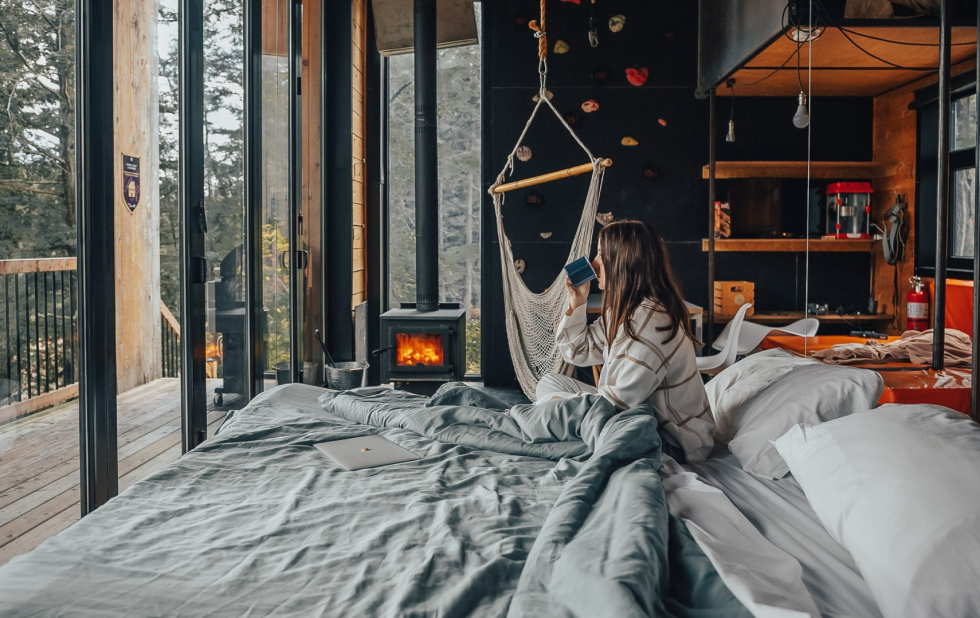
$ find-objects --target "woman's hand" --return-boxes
[565,277,591,313]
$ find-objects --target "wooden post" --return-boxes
[353,0,368,313]
[113,0,161,393]
[303,0,324,384]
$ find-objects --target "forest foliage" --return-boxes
[1,0,482,377]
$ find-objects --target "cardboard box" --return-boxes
[713,281,755,316]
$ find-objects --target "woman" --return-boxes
[537,220,714,462]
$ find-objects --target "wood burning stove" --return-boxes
[375,0,466,394]
[378,304,466,390]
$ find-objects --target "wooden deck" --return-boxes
[0,378,227,565]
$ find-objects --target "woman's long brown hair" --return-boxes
[598,220,696,347]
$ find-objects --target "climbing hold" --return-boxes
[608,15,626,32]
[564,111,579,125]
[554,40,569,54]
[581,99,599,113]
[621,137,639,146]
[658,118,667,126]
[525,193,544,206]
[516,145,533,162]
[540,232,553,239]
[642,166,658,179]
[626,67,648,86]
[532,89,554,102]
[596,212,614,226]
[514,259,526,274]
[591,68,609,82]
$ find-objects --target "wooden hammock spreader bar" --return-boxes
[492,158,612,194]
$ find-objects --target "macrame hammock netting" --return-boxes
[489,2,608,399]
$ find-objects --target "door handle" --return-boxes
[194,200,208,234]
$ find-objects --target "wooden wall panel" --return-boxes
[871,62,976,335]
[352,0,367,309]
[872,88,917,334]
[301,0,323,374]
[262,0,289,57]
[113,0,161,393]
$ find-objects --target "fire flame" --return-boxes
[396,333,444,366]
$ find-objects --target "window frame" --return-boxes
[381,23,485,380]
[915,85,978,279]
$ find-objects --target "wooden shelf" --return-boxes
[713,312,893,324]
[702,238,874,252]
[702,161,897,179]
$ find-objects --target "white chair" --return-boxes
[711,316,819,357]
[696,303,752,377]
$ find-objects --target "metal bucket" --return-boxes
[275,361,304,385]
[326,361,369,390]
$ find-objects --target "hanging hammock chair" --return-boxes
[489,1,611,399]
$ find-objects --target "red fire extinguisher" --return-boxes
[907,276,929,332]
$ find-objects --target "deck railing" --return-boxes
[0,259,78,417]
[0,258,180,422]
[160,301,181,378]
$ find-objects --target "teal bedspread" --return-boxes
[0,383,748,618]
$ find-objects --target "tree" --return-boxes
[388,36,483,373]
[0,0,76,259]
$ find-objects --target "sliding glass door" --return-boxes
[0,0,304,547]
[256,0,303,391]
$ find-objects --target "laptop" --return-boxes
[314,435,421,471]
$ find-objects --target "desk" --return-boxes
[762,335,972,414]
[587,295,703,343]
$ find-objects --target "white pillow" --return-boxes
[706,349,818,444]
[774,404,980,618]
[724,363,883,479]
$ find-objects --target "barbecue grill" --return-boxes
[207,245,248,406]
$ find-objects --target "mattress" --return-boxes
[684,449,882,618]
[0,384,751,618]
[256,386,874,617]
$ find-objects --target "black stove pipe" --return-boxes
[414,0,439,312]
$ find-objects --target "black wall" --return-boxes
[481,0,874,387]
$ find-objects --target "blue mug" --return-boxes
[564,256,597,288]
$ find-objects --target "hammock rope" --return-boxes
[488,0,608,398]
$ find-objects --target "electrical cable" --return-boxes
[804,0,812,356]
[743,48,799,85]
[838,26,974,47]
[836,26,936,71]
[797,38,805,92]
[781,0,942,72]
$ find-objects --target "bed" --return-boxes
[0,383,759,618]
[2,377,977,617]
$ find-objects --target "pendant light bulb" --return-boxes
[793,91,809,129]
[726,119,736,143]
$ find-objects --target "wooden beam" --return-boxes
[114,0,162,392]
[702,160,897,179]
[0,385,79,425]
[352,0,367,313]
[261,0,288,57]
[159,301,180,337]
[701,238,875,252]
[0,259,77,275]
[722,26,976,97]
[302,0,323,374]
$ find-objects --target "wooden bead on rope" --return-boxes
[528,0,547,60]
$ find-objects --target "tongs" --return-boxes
[315,329,336,368]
